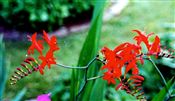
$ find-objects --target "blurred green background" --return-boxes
[0,0,175,101]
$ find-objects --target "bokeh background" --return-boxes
[0,0,175,101]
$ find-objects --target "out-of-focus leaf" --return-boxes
[162,23,175,29]
[0,34,7,97]
[151,77,175,101]
[161,58,175,69]
[12,88,27,101]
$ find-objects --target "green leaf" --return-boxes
[70,69,78,100]
[151,77,175,101]
[89,71,106,101]
[0,34,7,97]
[70,0,106,101]
[12,88,27,101]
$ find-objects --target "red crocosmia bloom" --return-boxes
[101,30,160,99]
[43,31,59,51]
[115,43,140,74]
[38,50,57,75]
[27,33,43,55]
[101,47,122,79]
[103,71,116,84]
[101,43,142,84]
[149,36,160,54]
[125,60,139,75]
[133,30,153,50]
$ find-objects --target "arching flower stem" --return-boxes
[55,55,104,99]
[148,58,170,97]
[55,55,98,69]
[56,63,87,69]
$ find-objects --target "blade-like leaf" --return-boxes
[70,69,78,101]
[0,34,7,97]
[151,77,175,101]
[12,88,27,101]
[70,0,106,101]
[89,70,106,101]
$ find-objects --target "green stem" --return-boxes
[56,55,104,100]
[56,63,87,69]
[148,58,170,96]
[76,55,104,99]
[56,56,97,70]
[87,75,103,81]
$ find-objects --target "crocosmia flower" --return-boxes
[10,31,59,84]
[27,33,43,55]
[133,30,161,54]
[100,30,162,100]
[27,31,59,75]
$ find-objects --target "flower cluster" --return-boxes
[27,31,59,74]
[101,30,161,99]
[10,31,59,85]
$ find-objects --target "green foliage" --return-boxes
[89,71,106,101]
[70,0,106,101]
[3,1,174,100]
[0,35,7,98]
[12,88,27,101]
[0,35,27,101]
[0,0,93,31]
[151,77,175,101]
[158,33,175,69]
[51,71,72,101]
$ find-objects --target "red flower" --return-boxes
[103,71,116,84]
[133,30,153,50]
[149,36,160,54]
[101,47,122,79]
[27,33,43,55]
[133,29,161,54]
[43,31,59,51]
[101,43,142,84]
[101,30,160,88]
[27,31,59,75]
[38,50,57,75]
